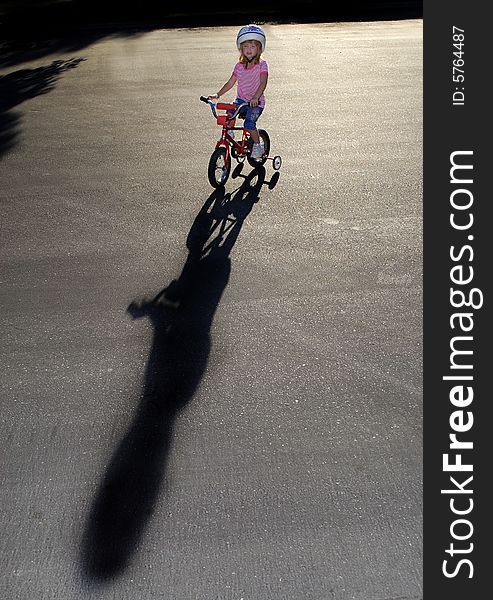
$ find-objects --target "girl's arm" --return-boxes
[209,74,237,99]
[249,72,268,107]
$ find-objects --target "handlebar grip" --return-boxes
[200,96,209,103]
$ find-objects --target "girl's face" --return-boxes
[241,40,260,60]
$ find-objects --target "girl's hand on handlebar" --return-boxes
[249,97,259,107]
[208,93,219,100]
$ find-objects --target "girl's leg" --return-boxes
[245,106,264,157]
[244,106,263,139]
[247,129,260,144]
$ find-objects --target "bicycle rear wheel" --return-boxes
[247,129,270,168]
[208,147,231,188]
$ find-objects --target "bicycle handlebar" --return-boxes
[200,96,249,120]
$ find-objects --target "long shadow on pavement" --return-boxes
[0,57,84,158]
[81,166,276,581]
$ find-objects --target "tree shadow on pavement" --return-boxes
[81,167,272,582]
[0,57,84,158]
[0,29,149,69]
[0,1,423,70]
[0,1,422,70]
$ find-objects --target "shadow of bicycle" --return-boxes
[81,167,277,581]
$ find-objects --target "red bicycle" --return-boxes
[200,96,282,188]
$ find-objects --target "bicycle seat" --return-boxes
[237,105,247,119]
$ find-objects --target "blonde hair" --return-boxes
[239,40,262,65]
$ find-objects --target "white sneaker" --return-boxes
[251,142,264,159]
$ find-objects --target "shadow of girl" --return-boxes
[82,168,265,580]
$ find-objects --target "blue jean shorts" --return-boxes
[229,97,264,130]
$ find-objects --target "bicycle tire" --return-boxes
[208,147,231,188]
[247,129,270,168]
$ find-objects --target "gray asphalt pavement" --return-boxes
[0,21,422,600]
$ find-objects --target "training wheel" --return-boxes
[272,155,282,170]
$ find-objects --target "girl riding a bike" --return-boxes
[208,24,268,160]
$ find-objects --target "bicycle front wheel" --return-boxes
[208,147,231,188]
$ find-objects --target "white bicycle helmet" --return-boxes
[236,24,266,52]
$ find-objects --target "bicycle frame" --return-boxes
[216,103,250,160]
[217,125,251,164]
[202,98,251,165]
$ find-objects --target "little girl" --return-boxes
[209,24,269,159]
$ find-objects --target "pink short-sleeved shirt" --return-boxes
[233,60,269,107]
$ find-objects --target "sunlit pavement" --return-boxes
[0,21,422,600]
